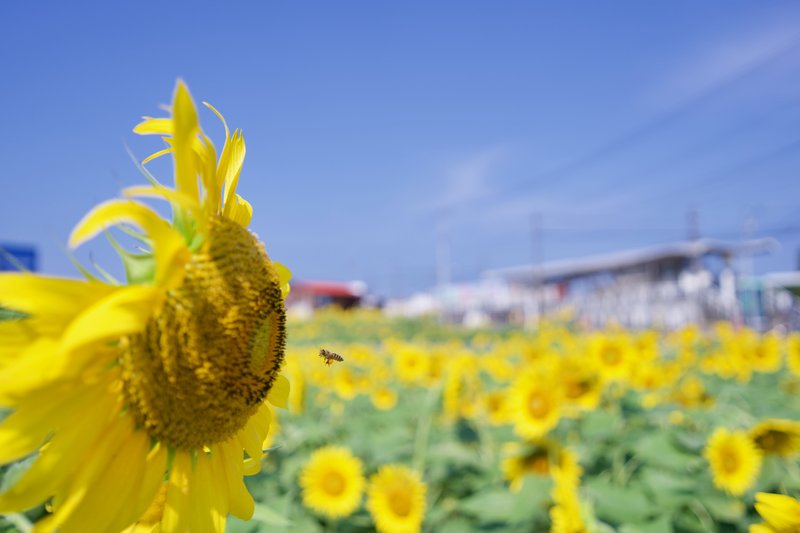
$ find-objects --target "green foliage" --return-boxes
[243,311,800,532]
[0,307,26,322]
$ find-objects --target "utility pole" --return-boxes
[686,208,701,276]
[686,208,700,241]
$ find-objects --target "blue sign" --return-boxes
[0,243,37,272]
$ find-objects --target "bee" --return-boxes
[319,348,344,366]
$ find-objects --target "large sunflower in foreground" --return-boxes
[0,81,291,532]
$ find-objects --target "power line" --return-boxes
[488,34,800,203]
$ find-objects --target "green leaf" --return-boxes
[585,478,657,525]
[639,468,694,509]
[428,442,483,468]
[454,418,480,445]
[698,493,745,523]
[0,513,32,533]
[251,502,291,527]
[581,409,622,441]
[0,307,26,322]
[436,516,476,533]
[105,231,156,284]
[459,489,516,524]
[619,514,673,533]
[509,475,552,522]
[633,433,692,471]
[0,455,37,493]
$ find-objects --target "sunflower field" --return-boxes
[231,309,800,533]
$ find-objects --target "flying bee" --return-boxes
[319,348,344,366]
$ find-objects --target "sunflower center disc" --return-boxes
[121,217,286,450]
[323,471,346,496]
[528,392,549,418]
[388,489,413,517]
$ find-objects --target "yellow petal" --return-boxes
[274,262,292,299]
[225,194,252,227]
[248,403,271,443]
[195,135,220,217]
[203,102,230,141]
[218,439,254,520]
[0,321,37,363]
[0,274,115,321]
[755,492,800,529]
[0,384,116,513]
[133,117,173,136]
[221,130,246,217]
[161,451,191,533]
[208,446,230,517]
[54,428,149,533]
[122,185,204,226]
[171,80,200,203]
[58,285,161,361]
[0,381,107,465]
[141,147,173,165]
[128,443,168,527]
[0,338,62,404]
[188,454,223,533]
[45,415,134,529]
[109,437,167,533]
[242,457,261,476]
[267,374,290,409]
[69,200,190,289]
[237,424,262,464]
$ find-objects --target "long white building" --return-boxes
[434,238,782,329]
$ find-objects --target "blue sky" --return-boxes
[1,2,799,296]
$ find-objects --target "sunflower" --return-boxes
[0,81,291,532]
[788,333,800,377]
[589,333,634,383]
[366,464,427,533]
[482,390,509,425]
[334,366,359,400]
[392,344,431,385]
[442,360,465,422]
[371,386,399,411]
[750,419,800,458]
[508,371,564,439]
[501,440,578,492]
[670,376,714,409]
[299,446,365,519]
[748,332,783,374]
[284,357,306,414]
[550,501,589,533]
[549,449,587,533]
[704,427,762,496]
[751,492,800,533]
[557,356,601,415]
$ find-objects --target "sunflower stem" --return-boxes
[412,387,438,472]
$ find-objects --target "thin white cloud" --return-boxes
[434,146,508,210]
[645,22,800,109]
[479,189,635,229]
